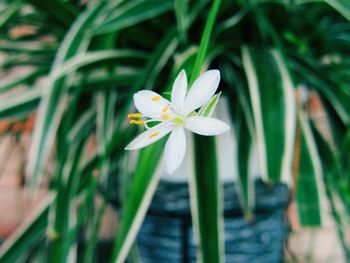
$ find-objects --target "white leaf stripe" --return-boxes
[272,50,296,184]
[242,47,268,180]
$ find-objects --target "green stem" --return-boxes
[189,1,223,263]
[189,0,222,85]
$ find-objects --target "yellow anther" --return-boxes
[152,96,161,101]
[161,114,170,120]
[162,105,170,112]
[149,132,159,139]
[130,120,144,125]
[128,113,142,118]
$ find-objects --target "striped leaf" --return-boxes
[296,108,323,226]
[0,69,47,93]
[312,125,350,258]
[111,142,165,263]
[241,47,296,182]
[110,30,179,263]
[290,57,350,126]
[26,4,104,188]
[323,0,350,21]
[0,0,22,29]
[222,61,255,218]
[53,50,147,79]
[0,194,54,263]
[91,0,173,35]
[233,107,254,218]
[0,88,41,119]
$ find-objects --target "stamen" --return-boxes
[128,113,142,118]
[161,114,170,120]
[130,120,144,125]
[152,96,161,101]
[162,105,170,112]
[149,132,159,139]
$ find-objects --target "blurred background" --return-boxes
[0,0,350,262]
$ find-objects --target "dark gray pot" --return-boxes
[137,179,289,263]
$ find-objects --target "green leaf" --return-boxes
[0,41,57,54]
[192,135,223,263]
[91,0,173,35]
[290,57,350,125]
[189,0,222,85]
[323,0,350,21]
[95,90,117,157]
[26,4,104,189]
[222,61,255,218]
[296,108,323,226]
[110,142,165,263]
[110,29,179,263]
[312,126,350,259]
[48,107,95,263]
[198,92,221,116]
[0,68,47,93]
[67,108,96,151]
[0,0,22,30]
[242,46,296,182]
[189,0,224,262]
[28,0,78,29]
[214,5,250,38]
[174,0,189,43]
[0,88,41,119]
[234,108,254,219]
[47,141,86,263]
[0,194,54,263]
[53,50,148,79]
[109,1,215,261]
[71,69,140,91]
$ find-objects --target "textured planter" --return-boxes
[137,179,289,263]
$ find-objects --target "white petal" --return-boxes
[171,70,188,113]
[125,122,174,150]
[183,70,220,115]
[164,127,186,174]
[134,90,170,119]
[185,116,230,136]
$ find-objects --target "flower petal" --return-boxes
[171,70,187,113]
[185,116,230,136]
[183,70,220,115]
[125,122,174,150]
[134,90,171,119]
[164,127,186,174]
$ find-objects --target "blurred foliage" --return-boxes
[0,0,349,262]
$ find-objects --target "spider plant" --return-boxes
[0,0,349,262]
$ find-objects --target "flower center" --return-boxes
[173,117,185,125]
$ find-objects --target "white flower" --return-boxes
[125,69,230,174]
